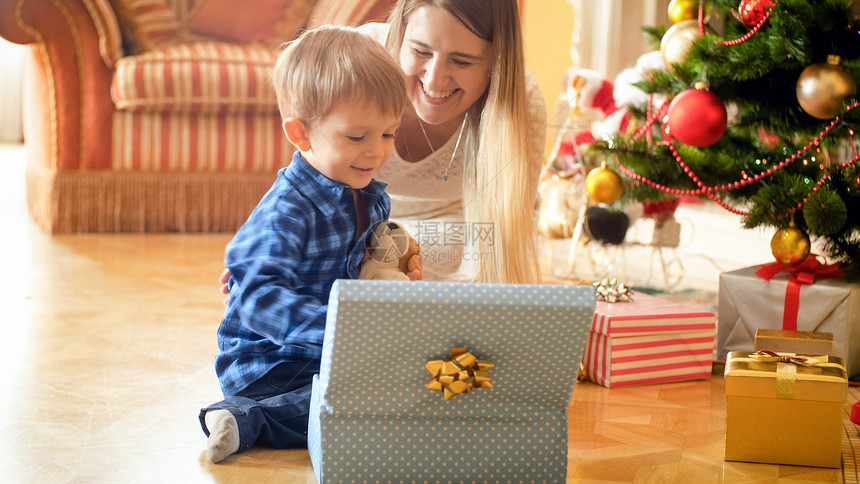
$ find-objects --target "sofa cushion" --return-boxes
[109,0,181,54]
[187,0,318,47]
[111,42,279,113]
[306,0,398,29]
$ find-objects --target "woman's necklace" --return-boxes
[418,113,468,181]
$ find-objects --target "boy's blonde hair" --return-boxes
[273,26,407,122]
[386,0,541,285]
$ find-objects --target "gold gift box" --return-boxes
[724,351,847,468]
[754,329,834,356]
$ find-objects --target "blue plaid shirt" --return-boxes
[215,151,390,396]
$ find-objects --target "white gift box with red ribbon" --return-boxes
[583,290,716,388]
[717,260,860,378]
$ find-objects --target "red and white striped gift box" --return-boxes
[583,291,716,388]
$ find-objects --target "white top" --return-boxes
[360,23,548,280]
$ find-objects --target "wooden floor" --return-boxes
[0,142,849,483]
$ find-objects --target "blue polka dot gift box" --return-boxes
[308,280,595,483]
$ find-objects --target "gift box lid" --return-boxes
[755,329,834,344]
[592,290,716,337]
[754,329,834,355]
[724,351,847,403]
[316,280,596,418]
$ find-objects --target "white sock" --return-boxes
[204,409,240,463]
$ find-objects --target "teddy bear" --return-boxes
[359,220,422,281]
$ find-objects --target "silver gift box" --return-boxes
[717,265,860,377]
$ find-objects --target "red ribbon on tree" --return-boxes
[755,255,842,331]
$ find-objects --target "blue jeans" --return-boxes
[199,359,320,451]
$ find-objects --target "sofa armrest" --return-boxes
[81,0,124,68]
[0,0,119,170]
[0,0,122,68]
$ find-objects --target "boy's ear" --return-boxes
[282,117,312,151]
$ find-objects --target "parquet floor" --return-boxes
[0,142,851,483]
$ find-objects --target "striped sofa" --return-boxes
[0,0,396,232]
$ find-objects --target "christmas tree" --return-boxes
[592,0,860,269]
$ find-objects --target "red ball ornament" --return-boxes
[666,82,728,147]
[738,0,774,26]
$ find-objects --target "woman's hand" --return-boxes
[406,267,421,281]
[219,268,231,304]
[400,237,423,281]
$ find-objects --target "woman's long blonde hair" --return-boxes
[386,0,541,284]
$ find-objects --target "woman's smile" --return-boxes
[422,84,458,100]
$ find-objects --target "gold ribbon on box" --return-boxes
[425,347,493,402]
[730,350,846,400]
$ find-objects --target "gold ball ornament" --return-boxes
[796,55,856,119]
[668,0,698,24]
[586,161,624,205]
[770,226,811,265]
[661,20,716,73]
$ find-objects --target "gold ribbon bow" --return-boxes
[748,350,831,367]
[747,350,839,399]
[425,347,493,401]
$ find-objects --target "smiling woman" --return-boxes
[366,0,548,283]
[396,6,492,132]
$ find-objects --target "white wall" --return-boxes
[0,38,25,143]
[568,0,668,80]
